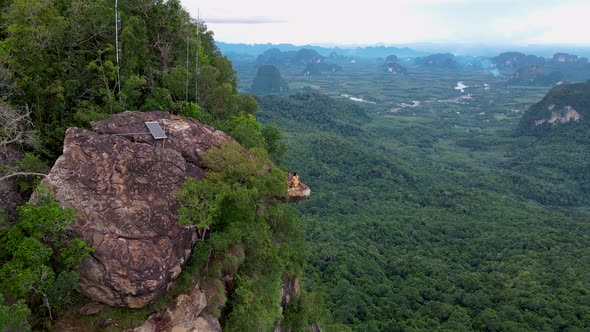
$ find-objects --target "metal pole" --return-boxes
[195,9,199,106]
[186,35,189,101]
[115,0,121,96]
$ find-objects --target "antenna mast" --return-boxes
[186,35,189,101]
[115,0,121,96]
[195,9,200,106]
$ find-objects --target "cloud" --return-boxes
[184,0,590,45]
[204,16,286,24]
[492,1,590,44]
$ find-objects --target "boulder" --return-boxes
[78,302,105,316]
[285,183,311,203]
[41,111,232,308]
[134,285,221,332]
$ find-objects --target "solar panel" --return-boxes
[145,121,167,139]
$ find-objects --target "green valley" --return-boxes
[247,55,590,330]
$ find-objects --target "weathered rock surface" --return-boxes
[285,184,311,203]
[280,274,301,310]
[134,285,221,332]
[271,274,303,332]
[42,111,232,308]
[78,302,105,316]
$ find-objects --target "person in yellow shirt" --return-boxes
[289,172,300,189]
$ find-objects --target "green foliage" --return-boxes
[176,140,311,330]
[0,186,92,326]
[0,0,247,159]
[142,87,174,111]
[177,102,212,124]
[227,113,264,149]
[0,294,30,332]
[257,93,371,138]
[120,74,147,110]
[44,270,80,315]
[14,153,48,193]
[256,87,590,331]
[282,290,326,332]
[262,123,287,164]
[163,67,189,101]
[119,16,149,75]
[177,177,226,229]
[237,94,258,115]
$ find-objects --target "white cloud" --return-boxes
[492,1,590,44]
[182,0,590,45]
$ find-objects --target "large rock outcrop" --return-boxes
[134,285,221,332]
[42,111,232,308]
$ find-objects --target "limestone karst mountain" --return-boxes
[508,65,564,86]
[251,64,289,94]
[491,52,545,69]
[516,81,589,136]
[414,53,458,68]
[551,53,588,64]
[256,48,326,67]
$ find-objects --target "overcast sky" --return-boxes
[181,0,590,46]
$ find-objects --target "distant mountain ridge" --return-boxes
[508,65,564,86]
[383,55,407,75]
[217,41,590,58]
[551,53,588,64]
[256,48,326,66]
[414,53,458,68]
[217,41,427,58]
[221,41,590,85]
[491,52,545,69]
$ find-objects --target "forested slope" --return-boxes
[258,93,590,331]
[0,0,256,159]
[0,1,314,330]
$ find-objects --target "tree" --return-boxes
[0,104,46,183]
[0,294,30,332]
[176,141,311,331]
[261,123,287,164]
[0,103,37,149]
[0,186,93,325]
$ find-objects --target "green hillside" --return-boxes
[257,92,590,331]
[517,81,590,136]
